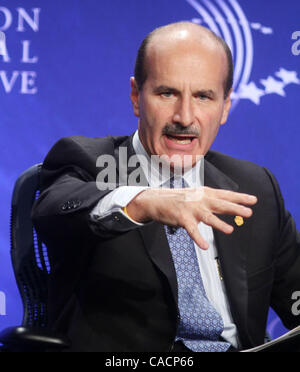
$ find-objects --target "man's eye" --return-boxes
[198,94,209,100]
[161,92,174,98]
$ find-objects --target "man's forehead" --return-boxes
[147,23,221,54]
[145,38,227,86]
[146,28,226,75]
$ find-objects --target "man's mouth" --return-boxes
[165,134,196,145]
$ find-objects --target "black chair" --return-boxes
[0,164,70,352]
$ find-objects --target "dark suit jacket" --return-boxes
[32,134,300,352]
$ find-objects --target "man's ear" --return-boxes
[130,77,140,117]
[220,88,233,125]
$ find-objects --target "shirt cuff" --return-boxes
[90,186,149,229]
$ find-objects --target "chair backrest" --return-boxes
[10,164,50,328]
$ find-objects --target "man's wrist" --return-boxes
[126,190,151,223]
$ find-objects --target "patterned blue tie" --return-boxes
[164,177,231,352]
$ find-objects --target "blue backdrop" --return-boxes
[0,0,300,340]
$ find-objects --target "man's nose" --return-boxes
[173,97,195,127]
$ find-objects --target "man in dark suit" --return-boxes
[33,22,300,352]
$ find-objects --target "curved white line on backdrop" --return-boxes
[202,0,234,59]
[216,0,244,91]
[229,0,254,89]
[186,0,220,35]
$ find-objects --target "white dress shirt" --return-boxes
[91,131,239,348]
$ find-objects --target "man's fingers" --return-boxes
[184,222,209,250]
[205,187,258,206]
[199,212,234,235]
[206,198,254,218]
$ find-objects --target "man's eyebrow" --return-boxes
[195,89,216,98]
[153,85,180,94]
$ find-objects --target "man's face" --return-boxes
[131,37,232,167]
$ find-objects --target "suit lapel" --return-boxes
[205,158,252,348]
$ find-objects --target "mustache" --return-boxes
[162,123,200,137]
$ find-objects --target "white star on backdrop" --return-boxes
[260,76,286,97]
[235,82,266,105]
[275,68,300,86]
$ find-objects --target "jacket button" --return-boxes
[73,200,82,209]
[61,203,68,211]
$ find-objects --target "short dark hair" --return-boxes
[134,25,234,99]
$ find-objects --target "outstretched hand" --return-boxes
[126,186,258,250]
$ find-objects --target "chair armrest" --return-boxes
[0,326,71,352]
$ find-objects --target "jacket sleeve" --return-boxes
[32,136,121,241]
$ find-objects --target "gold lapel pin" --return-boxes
[234,216,244,227]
